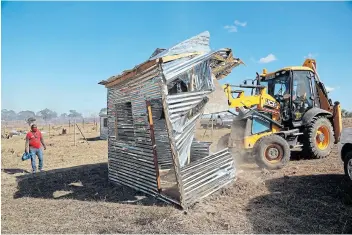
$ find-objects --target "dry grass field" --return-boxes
[1,121,352,234]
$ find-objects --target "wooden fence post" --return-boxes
[74,119,76,146]
[96,118,98,132]
[211,114,214,138]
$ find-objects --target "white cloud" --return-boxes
[224,25,237,33]
[304,53,319,59]
[325,86,340,92]
[258,54,277,64]
[325,86,334,92]
[224,19,247,33]
[234,20,247,27]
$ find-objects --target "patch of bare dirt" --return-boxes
[1,122,352,233]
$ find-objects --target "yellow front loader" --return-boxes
[222,59,342,170]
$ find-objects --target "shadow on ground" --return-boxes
[86,137,105,142]
[2,168,30,174]
[246,174,352,234]
[13,163,166,207]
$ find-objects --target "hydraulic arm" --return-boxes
[223,84,280,115]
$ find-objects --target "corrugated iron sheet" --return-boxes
[164,60,214,168]
[149,31,211,61]
[190,140,212,162]
[100,31,242,87]
[149,99,174,169]
[157,40,238,208]
[107,66,163,194]
[162,50,217,83]
[181,148,236,207]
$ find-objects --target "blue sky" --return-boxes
[2,1,352,116]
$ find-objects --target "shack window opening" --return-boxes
[115,101,134,142]
[168,80,188,95]
[103,118,108,127]
[159,109,165,120]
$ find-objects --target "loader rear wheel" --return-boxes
[303,116,334,159]
[343,151,352,181]
[253,134,290,170]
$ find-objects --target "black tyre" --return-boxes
[253,134,291,170]
[344,152,352,181]
[303,116,335,159]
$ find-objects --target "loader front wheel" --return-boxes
[253,134,291,170]
[304,116,335,159]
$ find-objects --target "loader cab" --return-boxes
[258,67,318,123]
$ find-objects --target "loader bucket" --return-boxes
[227,107,253,156]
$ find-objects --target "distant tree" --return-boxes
[37,108,57,122]
[26,117,36,126]
[68,110,82,119]
[99,108,107,116]
[1,109,17,121]
[60,113,68,119]
[17,110,36,121]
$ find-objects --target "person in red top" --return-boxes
[25,124,47,173]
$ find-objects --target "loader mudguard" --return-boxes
[301,107,332,126]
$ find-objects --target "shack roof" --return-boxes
[98,31,244,88]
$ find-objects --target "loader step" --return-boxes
[290,144,303,151]
[279,129,302,138]
[293,132,304,136]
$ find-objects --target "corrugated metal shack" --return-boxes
[98,31,243,209]
[99,113,108,140]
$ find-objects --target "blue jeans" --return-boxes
[30,148,43,172]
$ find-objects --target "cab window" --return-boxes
[292,71,313,107]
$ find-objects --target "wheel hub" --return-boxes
[264,144,283,162]
[316,125,330,150]
[348,159,352,180]
[267,147,279,159]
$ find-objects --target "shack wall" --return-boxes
[106,66,174,199]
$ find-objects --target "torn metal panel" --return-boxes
[149,48,166,59]
[100,31,243,210]
[162,50,217,83]
[149,31,211,61]
[190,140,212,162]
[181,148,236,207]
[211,50,244,80]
